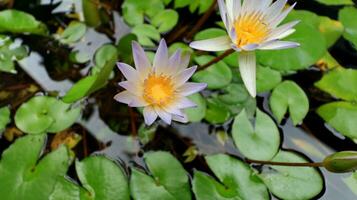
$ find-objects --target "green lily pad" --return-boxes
[122,0,164,26]
[343,172,357,196]
[315,68,357,101]
[193,55,232,89]
[317,101,357,140]
[0,135,70,200]
[69,51,90,64]
[194,28,226,41]
[59,21,86,44]
[49,178,81,200]
[204,98,231,124]
[0,36,28,74]
[269,81,309,125]
[232,109,280,160]
[130,151,191,200]
[319,16,343,48]
[218,83,249,104]
[256,66,282,93]
[259,150,324,200]
[0,106,10,133]
[117,33,137,64]
[132,24,161,47]
[94,44,118,69]
[151,9,179,33]
[15,96,80,134]
[316,0,353,6]
[184,93,207,122]
[257,10,327,72]
[339,7,357,50]
[0,9,47,35]
[192,154,269,200]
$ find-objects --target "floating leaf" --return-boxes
[192,154,269,200]
[193,55,232,89]
[232,109,280,160]
[0,36,28,74]
[49,178,81,200]
[117,33,137,64]
[319,16,343,48]
[122,0,164,26]
[317,101,357,140]
[130,151,191,200]
[151,9,179,33]
[259,150,324,200]
[15,96,80,134]
[343,172,357,196]
[194,28,226,41]
[0,106,10,133]
[69,51,90,64]
[82,0,101,27]
[132,24,160,47]
[339,7,357,49]
[0,10,47,35]
[94,44,118,69]
[256,66,282,93]
[184,93,206,122]
[269,81,309,125]
[59,21,86,44]
[204,98,231,124]
[257,10,327,72]
[0,135,70,200]
[138,123,157,145]
[316,0,353,6]
[315,68,357,101]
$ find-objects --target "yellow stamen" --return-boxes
[143,73,174,106]
[234,11,269,48]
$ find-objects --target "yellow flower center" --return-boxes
[143,73,174,106]
[234,12,270,48]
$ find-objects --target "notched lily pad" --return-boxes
[0,106,11,133]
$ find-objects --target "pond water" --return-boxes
[0,0,357,199]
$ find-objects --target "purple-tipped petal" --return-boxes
[174,66,197,87]
[163,105,184,117]
[132,41,151,77]
[128,98,148,107]
[118,81,140,96]
[153,39,169,74]
[218,0,231,30]
[190,36,232,52]
[117,62,138,81]
[114,91,135,104]
[269,2,296,28]
[143,106,158,125]
[172,113,189,123]
[241,43,259,51]
[259,41,300,50]
[154,107,172,124]
[265,0,287,20]
[175,53,190,73]
[178,82,207,96]
[168,49,182,75]
[239,51,257,97]
[175,97,196,109]
[267,20,300,40]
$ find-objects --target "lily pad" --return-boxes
[194,28,227,41]
[0,106,10,133]
[184,93,207,122]
[0,135,70,200]
[232,109,280,160]
[15,96,80,134]
[130,151,191,200]
[151,9,179,33]
[132,24,161,47]
[339,7,357,50]
[316,0,353,6]
[193,55,232,89]
[204,98,231,124]
[59,21,86,44]
[317,101,357,140]
[259,150,324,200]
[269,81,309,125]
[319,16,343,48]
[315,68,357,101]
[256,66,282,93]
[192,154,269,200]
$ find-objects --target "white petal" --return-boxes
[269,2,296,28]
[241,43,259,51]
[118,81,141,96]
[173,66,197,87]
[264,0,287,21]
[232,0,242,20]
[162,105,184,117]
[267,20,299,40]
[143,106,158,126]
[167,49,182,75]
[239,51,256,97]
[154,107,172,124]
[153,39,169,74]
[218,0,231,30]
[172,113,189,123]
[175,97,196,109]
[178,82,207,96]
[175,53,190,73]
[117,63,139,81]
[128,98,148,107]
[275,28,296,39]
[114,91,135,104]
[132,41,151,78]
[259,41,300,50]
[260,0,273,10]
[189,36,232,52]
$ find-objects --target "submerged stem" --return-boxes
[198,49,235,71]
[246,158,324,167]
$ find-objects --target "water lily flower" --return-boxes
[114,39,207,126]
[190,0,299,97]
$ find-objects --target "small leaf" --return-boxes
[269,81,309,125]
[59,21,86,44]
[204,98,231,124]
[130,151,191,200]
[318,16,343,48]
[317,101,357,140]
[138,123,157,145]
[256,66,282,93]
[259,150,324,200]
[117,33,137,64]
[0,106,11,133]
[316,0,353,6]
[82,0,101,27]
[193,55,232,89]
[151,9,179,33]
[232,109,280,160]
[132,24,160,47]
[194,28,226,41]
[323,151,357,173]
[315,68,357,101]
[184,93,206,122]
[339,7,357,49]
[0,9,47,35]
[193,154,269,200]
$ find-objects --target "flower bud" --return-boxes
[323,151,357,173]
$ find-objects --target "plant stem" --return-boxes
[246,158,324,167]
[198,49,235,71]
[185,1,218,41]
